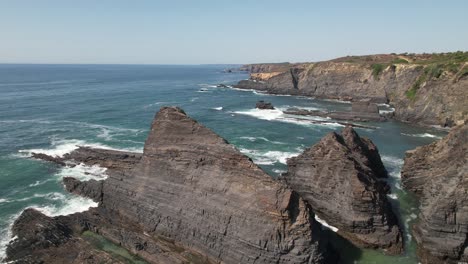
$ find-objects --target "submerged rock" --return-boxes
[283,126,403,254]
[7,107,331,264]
[401,123,468,264]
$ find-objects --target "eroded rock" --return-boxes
[283,126,403,254]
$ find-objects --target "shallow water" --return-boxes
[0,64,446,262]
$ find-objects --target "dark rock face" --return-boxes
[351,100,379,114]
[7,107,330,264]
[283,126,403,254]
[255,100,275,109]
[401,123,468,264]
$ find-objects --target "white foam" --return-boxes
[212,107,223,111]
[401,133,442,139]
[238,136,285,145]
[19,138,143,158]
[387,193,398,200]
[56,163,108,181]
[315,214,339,232]
[29,179,54,188]
[233,108,344,129]
[0,212,23,261]
[272,169,286,174]
[239,148,299,165]
[381,155,404,168]
[379,108,395,114]
[32,195,98,217]
[0,198,9,204]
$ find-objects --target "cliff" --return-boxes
[283,126,403,254]
[401,123,468,263]
[235,52,468,127]
[6,107,330,264]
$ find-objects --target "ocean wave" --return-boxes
[239,148,300,165]
[238,136,285,145]
[0,211,23,261]
[31,195,98,217]
[381,155,404,168]
[0,119,53,124]
[212,107,223,111]
[233,108,344,128]
[28,179,53,187]
[0,198,9,204]
[272,169,286,175]
[56,163,108,181]
[401,133,442,139]
[379,108,395,114]
[387,193,398,200]
[19,138,143,158]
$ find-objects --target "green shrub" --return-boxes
[406,72,427,100]
[371,63,386,79]
[391,58,409,64]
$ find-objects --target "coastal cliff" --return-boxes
[401,123,468,263]
[235,52,468,127]
[5,107,331,264]
[283,126,403,254]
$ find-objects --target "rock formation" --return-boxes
[283,126,403,254]
[255,100,275,109]
[235,53,468,127]
[6,107,331,264]
[401,123,468,263]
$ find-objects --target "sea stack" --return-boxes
[401,123,468,264]
[6,107,330,264]
[283,126,403,254]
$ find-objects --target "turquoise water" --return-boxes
[0,64,446,262]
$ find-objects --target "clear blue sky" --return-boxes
[0,0,467,64]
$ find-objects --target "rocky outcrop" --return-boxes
[235,53,468,127]
[283,126,403,254]
[5,208,124,264]
[255,100,275,109]
[401,123,468,263]
[7,107,331,264]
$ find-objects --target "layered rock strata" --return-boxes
[6,107,330,264]
[401,123,468,263]
[283,126,403,254]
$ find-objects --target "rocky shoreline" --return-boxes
[5,107,405,263]
[234,53,468,127]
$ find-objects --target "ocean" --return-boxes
[0,64,447,263]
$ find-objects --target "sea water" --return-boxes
[0,64,446,263]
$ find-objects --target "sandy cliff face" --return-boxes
[235,55,468,127]
[401,123,468,264]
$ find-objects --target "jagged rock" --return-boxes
[283,126,403,254]
[8,107,331,264]
[5,209,121,264]
[401,123,468,264]
[255,100,275,109]
[63,177,103,203]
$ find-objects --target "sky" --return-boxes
[0,0,467,64]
